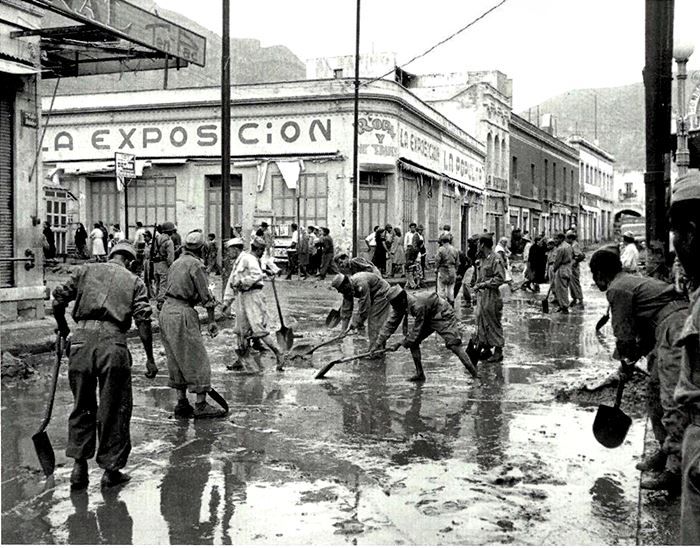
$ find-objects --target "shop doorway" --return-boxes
[461,204,470,250]
[358,172,388,252]
[206,175,242,239]
[45,189,70,255]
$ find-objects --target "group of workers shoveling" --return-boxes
[38,174,700,543]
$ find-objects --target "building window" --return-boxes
[512,156,518,180]
[127,176,177,230]
[333,68,343,79]
[272,173,328,229]
[544,159,549,199]
[553,162,557,201]
[531,163,536,197]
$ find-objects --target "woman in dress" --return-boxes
[74,223,89,259]
[391,227,405,277]
[371,227,387,274]
[89,222,106,261]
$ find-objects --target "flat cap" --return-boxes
[565,229,577,238]
[161,221,175,233]
[108,241,137,261]
[331,273,347,290]
[671,172,700,205]
[623,231,636,239]
[250,236,266,249]
[225,237,245,248]
[184,230,205,250]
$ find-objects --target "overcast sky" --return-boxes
[167,0,700,111]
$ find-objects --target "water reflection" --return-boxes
[473,364,507,470]
[589,475,631,522]
[67,488,133,544]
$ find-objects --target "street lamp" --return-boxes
[674,41,695,177]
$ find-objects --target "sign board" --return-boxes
[21,111,38,128]
[115,152,135,191]
[40,0,206,66]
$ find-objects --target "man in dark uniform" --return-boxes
[567,230,585,307]
[53,242,157,490]
[590,247,689,493]
[550,232,573,314]
[372,286,477,382]
[669,172,700,543]
[159,230,224,419]
[152,221,176,309]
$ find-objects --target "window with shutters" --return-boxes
[271,173,328,228]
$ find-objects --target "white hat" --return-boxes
[225,237,245,248]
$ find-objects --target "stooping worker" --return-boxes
[52,241,157,490]
[370,286,477,383]
[333,252,381,277]
[331,271,392,348]
[668,171,700,543]
[221,236,286,370]
[550,232,573,314]
[434,233,460,306]
[566,230,585,307]
[589,247,689,494]
[471,234,506,363]
[159,230,225,419]
[152,221,176,309]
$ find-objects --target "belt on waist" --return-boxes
[241,284,264,293]
[164,295,193,306]
[75,319,124,333]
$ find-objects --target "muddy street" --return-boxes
[1,266,676,544]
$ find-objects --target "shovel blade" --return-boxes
[32,431,55,477]
[595,314,610,332]
[325,309,341,328]
[592,404,632,448]
[466,339,480,368]
[542,297,549,314]
[276,328,293,351]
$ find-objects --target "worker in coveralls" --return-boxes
[331,271,392,348]
[566,229,585,307]
[471,234,506,363]
[589,247,689,494]
[159,230,225,419]
[152,221,176,309]
[371,286,477,382]
[550,232,573,314]
[669,171,700,543]
[221,237,285,369]
[52,242,157,490]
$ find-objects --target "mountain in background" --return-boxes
[524,70,700,172]
[41,0,305,95]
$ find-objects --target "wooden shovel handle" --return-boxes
[614,377,626,408]
[270,277,286,329]
[35,333,63,435]
[315,348,386,379]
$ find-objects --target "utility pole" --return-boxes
[221,0,231,297]
[351,0,361,257]
[644,0,674,280]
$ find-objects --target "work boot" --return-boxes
[193,401,227,419]
[173,398,194,419]
[636,449,667,472]
[70,458,89,491]
[251,339,267,352]
[640,470,681,494]
[479,346,493,360]
[101,470,131,489]
[556,306,569,314]
[486,347,504,363]
[407,373,426,383]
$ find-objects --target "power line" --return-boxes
[360,0,510,88]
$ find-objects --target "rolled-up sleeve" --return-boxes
[131,277,153,324]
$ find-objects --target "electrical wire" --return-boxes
[360,0,510,88]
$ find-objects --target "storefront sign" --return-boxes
[40,0,206,66]
[21,111,38,128]
[42,116,335,161]
[688,83,700,132]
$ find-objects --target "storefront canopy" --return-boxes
[397,157,482,194]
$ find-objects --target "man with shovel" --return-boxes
[52,241,157,490]
[331,271,392,349]
[669,172,700,543]
[221,236,285,370]
[589,247,689,494]
[159,230,225,419]
[371,286,477,382]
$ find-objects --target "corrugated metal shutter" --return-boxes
[0,89,14,288]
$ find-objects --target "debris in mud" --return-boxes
[1,352,37,380]
[299,486,339,504]
[496,519,515,531]
[554,370,647,416]
[333,517,365,535]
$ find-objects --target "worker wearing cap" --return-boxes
[371,286,477,382]
[549,232,573,314]
[334,253,381,277]
[413,224,427,280]
[669,172,700,543]
[52,241,156,490]
[435,233,460,306]
[152,221,176,309]
[331,272,392,348]
[159,230,224,419]
[566,230,585,307]
[620,231,639,273]
[471,234,506,362]
[222,236,285,369]
[589,247,688,495]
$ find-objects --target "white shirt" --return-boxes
[620,243,639,272]
[134,227,146,244]
[113,230,125,242]
[223,251,264,306]
[404,231,415,248]
[365,232,376,247]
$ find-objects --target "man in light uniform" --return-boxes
[566,230,585,307]
[159,231,224,419]
[471,234,505,362]
[550,232,573,314]
[435,233,459,306]
[152,221,176,309]
[669,172,700,543]
[222,237,285,369]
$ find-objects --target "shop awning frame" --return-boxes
[397,157,482,194]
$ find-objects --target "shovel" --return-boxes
[592,376,632,448]
[290,329,350,359]
[32,333,64,477]
[595,305,610,332]
[270,276,294,351]
[325,308,341,328]
[541,284,553,313]
[466,338,480,368]
[208,387,229,413]
[315,348,394,379]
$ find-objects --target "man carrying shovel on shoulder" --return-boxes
[331,271,392,349]
[53,241,157,490]
[221,237,285,370]
[370,286,477,383]
[159,230,226,419]
[589,247,689,494]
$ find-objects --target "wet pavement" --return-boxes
[1,265,679,544]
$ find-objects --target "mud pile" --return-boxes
[1,352,37,380]
[554,370,648,416]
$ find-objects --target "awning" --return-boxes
[52,160,150,176]
[0,58,39,75]
[397,157,482,194]
[43,185,78,201]
[580,204,600,214]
